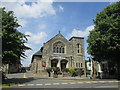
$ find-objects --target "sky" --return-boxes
[0,0,116,67]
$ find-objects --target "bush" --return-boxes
[63,68,69,72]
[57,72,62,75]
[46,67,52,72]
[68,67,77,77]
[69,67,75,73]
[86,70,91,75]
[52,67,60,72]
[68,68,85,77]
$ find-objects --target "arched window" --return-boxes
[56,47,59,53]
[76,63,78,67]
[53,41,65,53]
[62,47,64,53]
[53,47,56,53]
[59,47,61,53]
[81,63,83,67]
[77,43,80,48]
[77,43,81,48]
[77,43,81,53]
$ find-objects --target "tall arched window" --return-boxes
[77,43,81,53]
[62,47,64,53]
[77,43,81,48]
[59,47,61,53]
[53,41,65,53]
[53,47,56,53]
[56,47,59,53]
[77,43,80,48]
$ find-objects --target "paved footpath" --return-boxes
[1,72,119,89]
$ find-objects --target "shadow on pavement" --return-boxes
[4,77,36,84]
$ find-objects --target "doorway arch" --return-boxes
[51,59,58,67]
[60,60,68,71]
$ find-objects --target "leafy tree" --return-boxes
[87,1,120,78]
[1,8,31,65]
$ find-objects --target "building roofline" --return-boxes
[69,37,84,41]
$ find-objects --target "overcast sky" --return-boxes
[1,1,115,67]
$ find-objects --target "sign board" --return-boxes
[42,61,46,67]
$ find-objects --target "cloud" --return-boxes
[22,31,47,66]
[17,18,27,27]
[21,54,32,67]
[1,1,56,18]
[59,5,64,11]
[25,31,47,44]
[0,0,56,28]
[68,25,94,38]
[38,24,47,30]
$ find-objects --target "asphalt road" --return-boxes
[2,71,119,89]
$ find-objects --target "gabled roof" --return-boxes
[46,33,68,43]
[33,50,42,56]
[31,47,43,63]
[33,47,43,56]
[69,37,84,41]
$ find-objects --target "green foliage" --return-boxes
[46,67,52,72]
[52,67,60,72]
[86,70,91,75]
[68,67,76,77]
[2,8,31,64]
[63,68,69,72]
[68,67,75,73]
[46,67,60,72]
[68,67,81,77]
[87,2,120,63]
[94,68,98,73]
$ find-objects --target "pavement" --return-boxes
[2,72,119,87]
[31,73,119,81]
[5,71,120,81]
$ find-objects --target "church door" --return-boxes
[51,59,58,67]
[60,60,68,71]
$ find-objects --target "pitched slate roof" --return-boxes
[33,47,43,56]
[69,37,84,41]
[33,50,42,56]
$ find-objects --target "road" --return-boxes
[2,71,119,89]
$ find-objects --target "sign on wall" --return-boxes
[42,61,46,67]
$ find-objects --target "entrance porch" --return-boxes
[51,59,68,71]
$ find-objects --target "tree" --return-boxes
[87,2,120,78]
[1,8,31,65]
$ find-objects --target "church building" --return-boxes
[30,32,86,74]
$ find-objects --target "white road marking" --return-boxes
[77,82,83,84]
[17,80,119,87]
[99,81,106,83]
[27,84,34,86]
[45,83,51,85]
[85,82,91,83]
[23,73,27,78]
[53,83,60,85]
[92,81,98,83]
[70,82,76,84]
[36,84,43,86]
[61,83,68,85]
[18,84,26,86]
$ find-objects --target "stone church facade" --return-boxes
[30,33,86,74]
